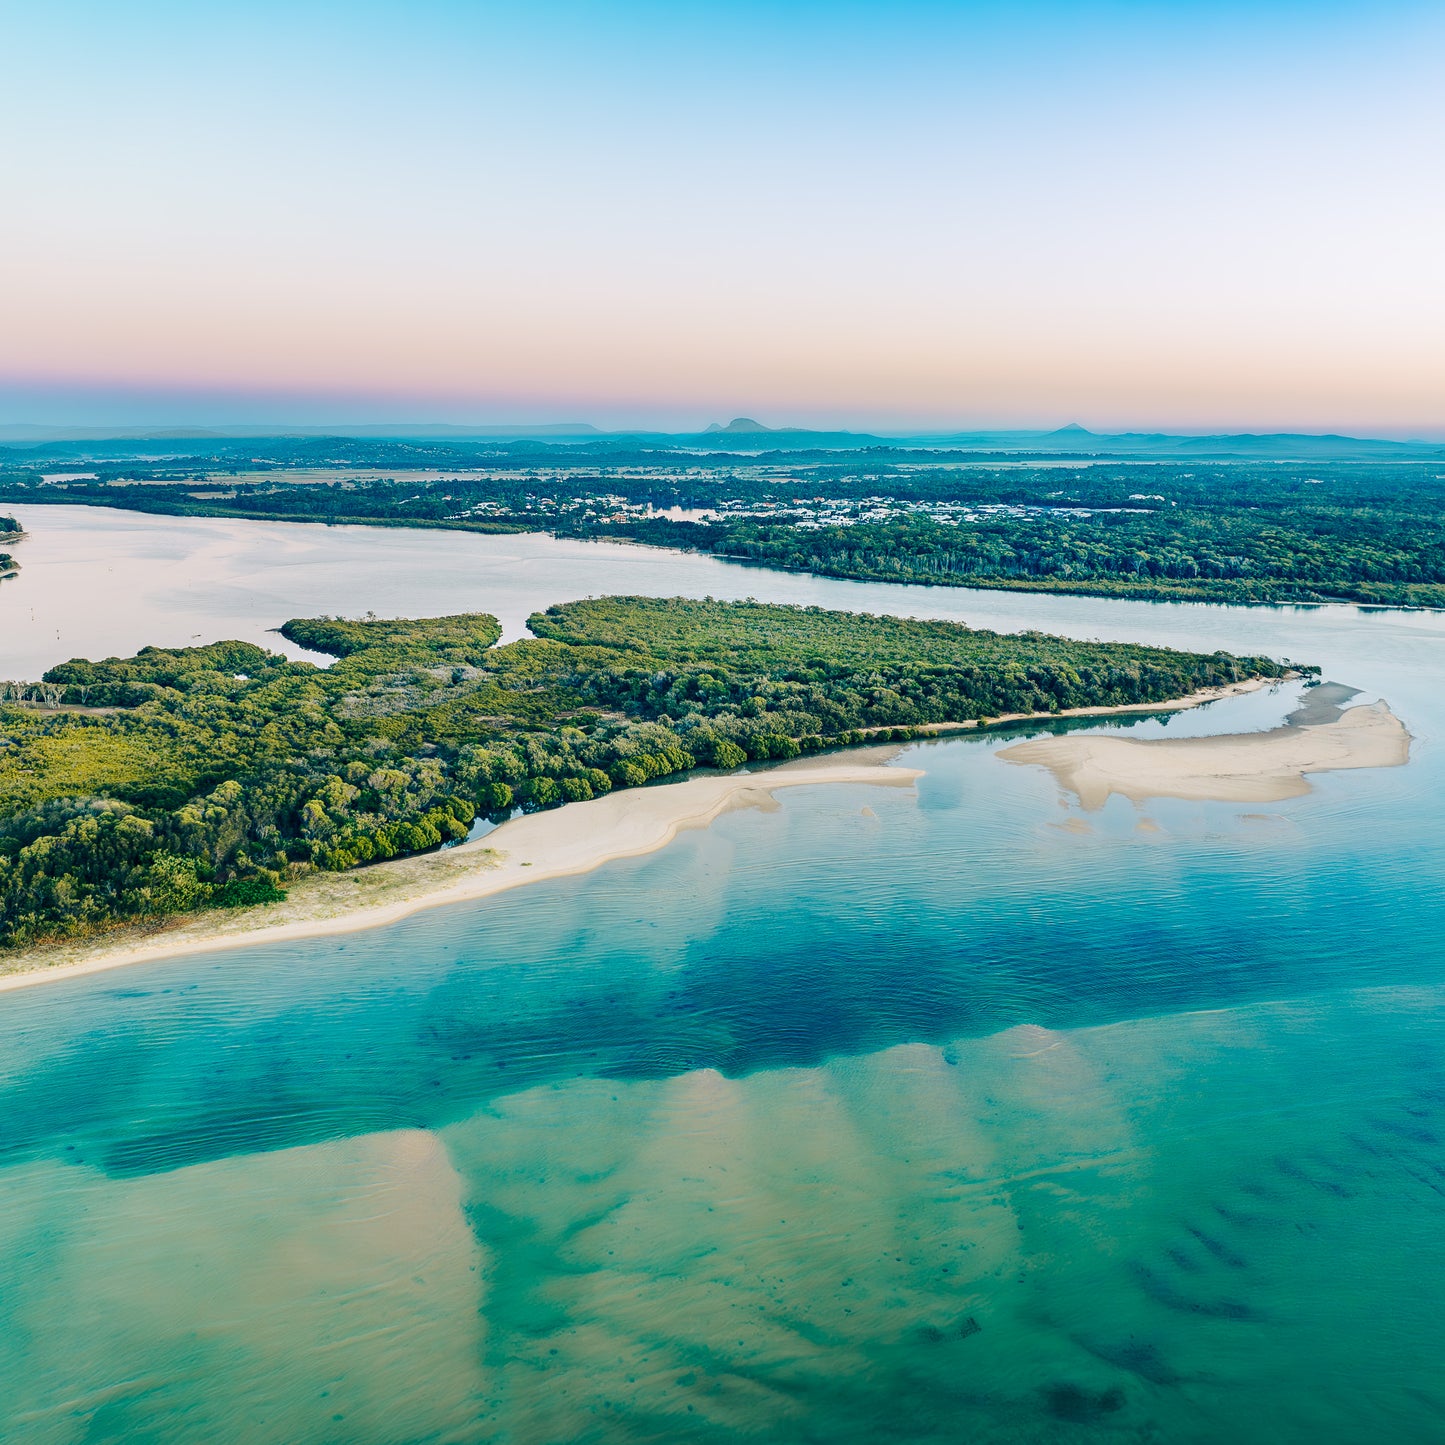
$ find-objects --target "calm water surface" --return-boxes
[1,507,1443,1443]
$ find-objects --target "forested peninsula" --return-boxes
[0,598,1291,950]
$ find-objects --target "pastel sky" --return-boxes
[2,1,1442,434]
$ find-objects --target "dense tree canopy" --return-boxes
[0,599,1289,950]
[571,501,1445,608]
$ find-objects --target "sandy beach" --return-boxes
[999,696,1411,809]
[0,676,1294,991]
[0,753,920,992]
[0,673,1316,997]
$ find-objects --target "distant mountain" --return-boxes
[1156,431,1430,459]
[906,427,1445,461]
[2,420,1440,463]
[704,418,774,434]
[684,419,897,449]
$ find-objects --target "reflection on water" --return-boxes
[1,510,1444,1441]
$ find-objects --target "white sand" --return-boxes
[0,674,1307,990]
[0,755,919,992]
[998,700,1411,810]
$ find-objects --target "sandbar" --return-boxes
[998,698,1410,810]
[0,753,919,992]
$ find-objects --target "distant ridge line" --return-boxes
[0,421,1441,462]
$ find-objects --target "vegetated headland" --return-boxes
[0,512,20,575]
[0,596,1294,957]
[3,431,1445,607]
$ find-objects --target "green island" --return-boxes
[0,597,1290,950]
[5,450,1444,606]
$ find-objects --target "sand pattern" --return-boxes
[998,692,1410,809]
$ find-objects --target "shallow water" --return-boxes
[1,509,1444,1442]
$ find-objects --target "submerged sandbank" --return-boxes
[998,696,1411,809]
[0,754,920,992]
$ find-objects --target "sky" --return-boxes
[2,0,1442,436]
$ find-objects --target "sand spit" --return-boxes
[0,754,919,992]
[998,697,1411,810]
[937,675,1279,730]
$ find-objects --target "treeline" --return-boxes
[573,506,1445,607]
[7,459,1445,607]
[0,479,531,535]
[0,598,1290,949]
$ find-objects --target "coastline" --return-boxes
[894,675,1281,735]
[0,752,920,993]
[0,674,1285,993]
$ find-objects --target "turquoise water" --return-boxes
[2,514,1444,1442]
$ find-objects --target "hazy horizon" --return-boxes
[3,415,1445,445]
[4,1,1442,436]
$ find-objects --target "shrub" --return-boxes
[478,782,513,812]
[711,738,747,770]
[213,877,287,908]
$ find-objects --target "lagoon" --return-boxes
[1,507,1443,1442]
